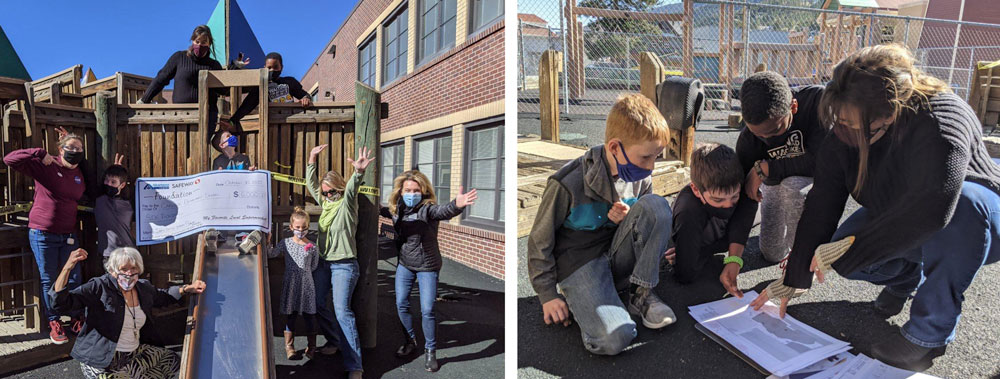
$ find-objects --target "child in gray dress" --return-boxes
[267,207,319,359]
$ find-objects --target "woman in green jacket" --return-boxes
[306,144,372,379]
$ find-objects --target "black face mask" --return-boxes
[63,151,84,165]
[269,70,281,81]
[706,204,737,220]
[760,134,787,147]
[104,184,120,197]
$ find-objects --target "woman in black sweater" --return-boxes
[139,25,223,141]
[751,44,1000,369]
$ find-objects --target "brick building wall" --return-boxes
[301,0,505,279]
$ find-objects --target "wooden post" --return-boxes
[539,50,562,142]
[682,0,694,78]
[94,91,117,170]
[195,71,210,172]
[354,82,381,349]
[49,82,62,105]
[640,52,665,103]
[258,68,269,170]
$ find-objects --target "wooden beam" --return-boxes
[203,69,264,88]
[95,91,116,170]
[48,82,62,105]
[0,77,28,102]
[354,82,381,349]
[539,50,562,142]
[258,67,269,172]
[267,108,355,124]
[640,51,665,103]
[682,0,694,77]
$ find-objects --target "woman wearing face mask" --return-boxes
[4,133,90,344]
[751,44,1000,369]
[305,144,373,379]
[380,171,477,372]
[139,25,223,142]
[49,247,205,379]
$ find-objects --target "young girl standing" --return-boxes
[268,207,320,360]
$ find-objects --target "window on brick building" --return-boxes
[470,0,503,34]
[463,119,504,230]
[381,141,405,205]
[413,131,452,202]
[417,0,456,65]
[383,4,409,86]
[358,34,377,87]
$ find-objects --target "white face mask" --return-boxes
[117,273,138,291]
[292,230,307,239]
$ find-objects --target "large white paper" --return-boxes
[767,352,854,379]
[831,354,939,379]
[135,170,271,245]
[689,291,851,377]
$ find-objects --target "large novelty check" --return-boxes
[135,170,272,245]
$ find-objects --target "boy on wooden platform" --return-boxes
[527,94,675,356]
[219,52,312,136]
[211,130,256,171]
[666,143,755,298]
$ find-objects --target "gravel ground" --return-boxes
[517,113,1000,378]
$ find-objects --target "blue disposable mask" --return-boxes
[611,142,652,182]
[402,193,422,207]
[225,135,238,148]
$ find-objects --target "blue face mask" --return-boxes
[225,135,238,148]
[402,193,422,207]
[611,142,652,182]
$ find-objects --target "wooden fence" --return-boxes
[82,72,158,108]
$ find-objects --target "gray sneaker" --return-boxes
[628,286,676,329]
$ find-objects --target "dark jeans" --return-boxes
[395,264,439,351]
[29,229,81,321]
[832,180,1000,347]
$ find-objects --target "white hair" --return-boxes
[104,247,144,275]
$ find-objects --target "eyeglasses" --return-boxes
[321,189,338,197]
[62,146,83,153]
[117,271,139,278]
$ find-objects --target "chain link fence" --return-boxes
[517,0,1000,121]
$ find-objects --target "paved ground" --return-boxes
[8,257,504,379]
[517,114,1000,378]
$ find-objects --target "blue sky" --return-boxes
[1,0,354,85]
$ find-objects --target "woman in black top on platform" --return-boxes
[751,44,1000,370]
[139,25,224,141]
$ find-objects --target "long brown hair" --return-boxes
[387,170,437,215]
[186,25,215,59]
[818,44,950,197]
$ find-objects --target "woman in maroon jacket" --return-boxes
[3,133,88,344]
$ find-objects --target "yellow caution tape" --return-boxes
[0,203,32,216]
[359,186,379,196]
[979,60,1000,70]
[272,161,292,169]
[271,172,307,186]
[0,202,93,216]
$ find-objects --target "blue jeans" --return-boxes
[313,259,362,371]
[395,265,439,351]
[832,180,1000,347]
[29,229,80,321]
[285,312,316,334]
[558,194,672,355]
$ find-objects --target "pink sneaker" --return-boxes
[70,318,84,334]
[49,320,68,344]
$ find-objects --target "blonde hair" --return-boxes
[322,170,346,193]
[105,247,144,275]
[818,44,950,197]
[58,133,83,149]
[387,170,437,215]
[605,94,670,147]
[290,206,310,224]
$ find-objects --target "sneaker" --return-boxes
[874,287,908,317]
[238,230,263,255]
[49,320,68,344]
[628,286,676,329]
[70,318,84,334]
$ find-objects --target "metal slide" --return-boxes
[179,231,275,379]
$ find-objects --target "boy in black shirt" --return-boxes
[211,130,254,170]
[220,52,312,135]
[668,143,755,298]
[735,71,827,262]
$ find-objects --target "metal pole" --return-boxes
[561,0,570,114]
[947,0,967,86]
[742,4,751,81]
[518,20,526,91]
[904,18,910,47]
[966,46,975,100]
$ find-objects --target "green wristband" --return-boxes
[723,255,744,269]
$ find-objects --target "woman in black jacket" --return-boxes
[50,247,205,378]
[382,170,477,372]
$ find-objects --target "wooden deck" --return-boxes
[0,317,72,376]
[517,138,690,238]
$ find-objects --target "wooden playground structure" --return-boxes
[0,65,386,375]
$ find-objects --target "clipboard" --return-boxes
[695,322,771,376]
